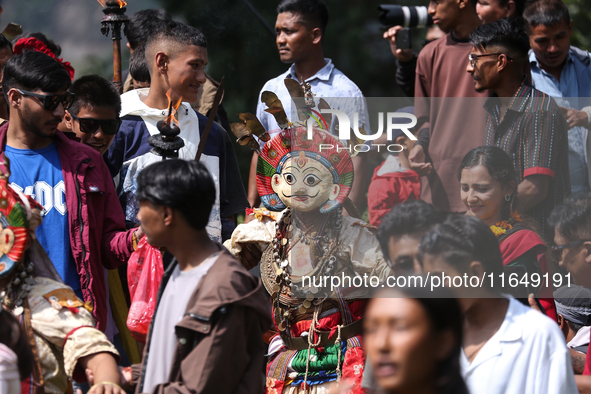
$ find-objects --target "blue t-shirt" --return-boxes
[6,142,80,292]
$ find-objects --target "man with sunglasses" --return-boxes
[467,18,569,244]
[0,51,139,335]
[63,75,122,156]
[549,194,591,391]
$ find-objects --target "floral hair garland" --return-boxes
[490,211,522,237]
[13,37,75,80]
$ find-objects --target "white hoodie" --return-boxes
[118,89,221,242]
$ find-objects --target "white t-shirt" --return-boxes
[461,297,578,394]
[142,254,219,393]
[117,89,222,242]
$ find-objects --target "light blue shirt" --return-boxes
[529,48,591,196]
[255,58,370,149]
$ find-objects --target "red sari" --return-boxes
[498,227,556,321]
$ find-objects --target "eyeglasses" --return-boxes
[468,53,513,68]
[16,89,75,111]
[550,240,591,260]
[70,113,122,135]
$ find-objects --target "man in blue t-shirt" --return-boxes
[1,50,138,332]
[7,143,81,295]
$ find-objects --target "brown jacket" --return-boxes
[132,247,270,394]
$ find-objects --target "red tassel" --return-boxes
[13,38,75,80]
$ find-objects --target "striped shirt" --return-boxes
[484,82,570,243]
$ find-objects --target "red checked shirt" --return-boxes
[484,82,570,242]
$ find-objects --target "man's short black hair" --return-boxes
[145,21,207,75]
[146,20,207,49]
[376,200,444,259]
[524,0,570,30]
[497,0,527,18]
[0,34,13,52]
[3,51,71,102]
[470,17,530,61]
[127,9,172,50]
[277,0,329,36]
[136,160,215,231]
[129,44,150,83]
[419,214,504,289]
[68,75,121,116]
[549,194,591,241]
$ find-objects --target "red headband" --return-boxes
[13,37,75,80]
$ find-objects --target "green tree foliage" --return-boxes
[564,0,591,50]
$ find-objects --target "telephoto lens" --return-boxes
[378,5,434,28]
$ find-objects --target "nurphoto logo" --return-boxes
[308,109,418,153]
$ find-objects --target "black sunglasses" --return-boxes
[17,89,75,111]
[70,113,122,135]
[550,240,591,260]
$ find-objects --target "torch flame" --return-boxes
[96,0,127,7]
[165,89,183,125]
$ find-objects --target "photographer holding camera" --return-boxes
[381,2,524,98]
[383,24,444,97]
[380,5,443,97]
[407,0,487,213]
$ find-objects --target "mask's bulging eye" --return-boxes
[304,174,320,186]
[283,173,296,185]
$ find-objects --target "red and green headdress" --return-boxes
[256,126,354,213]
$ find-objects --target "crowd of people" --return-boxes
[1,0,591,393]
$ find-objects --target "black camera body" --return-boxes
[378,5,434,28]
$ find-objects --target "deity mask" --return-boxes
[257,127,354,212]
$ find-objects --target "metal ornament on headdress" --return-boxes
[261,91,289,130]
[284,77,313,122]
[230,113,270,154]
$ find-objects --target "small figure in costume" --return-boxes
[0,157,124,394]
[226,115,390,393]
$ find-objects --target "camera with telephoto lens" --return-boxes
[378,5,434,28]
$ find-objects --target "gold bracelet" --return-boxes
[90,381,123,391]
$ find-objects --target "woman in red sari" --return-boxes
[458,146,556,321]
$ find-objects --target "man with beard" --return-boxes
[0,51,139,334]
[466,18,569,242]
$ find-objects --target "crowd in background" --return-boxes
[1,0,591,393]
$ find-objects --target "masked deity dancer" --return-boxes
[0,160,124,394]
[226,121,389,393]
